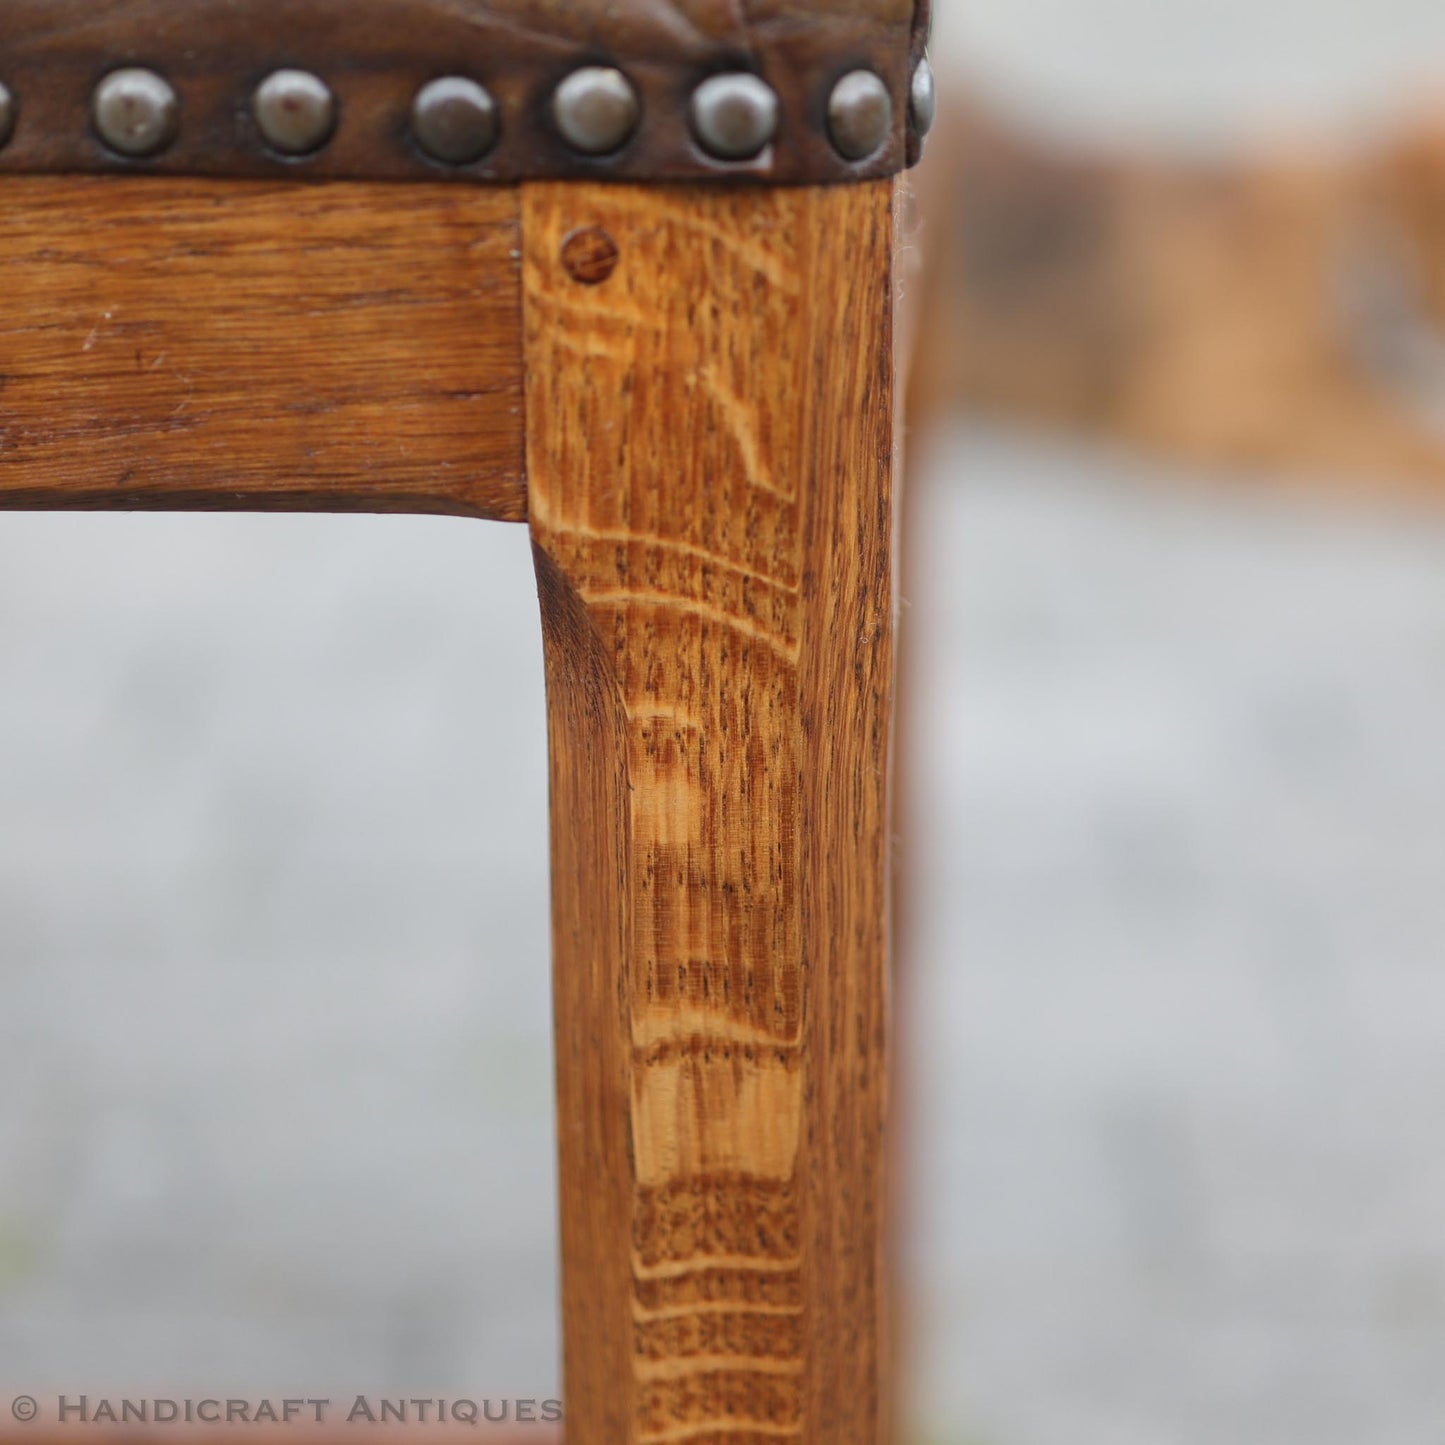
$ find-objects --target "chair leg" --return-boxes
[525,179,899,1445]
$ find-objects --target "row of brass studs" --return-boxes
[0,59,935,167]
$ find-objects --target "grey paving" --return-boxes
[904,427,1445,1445]
[6,426,1445,1444]
[0,514,559,1395]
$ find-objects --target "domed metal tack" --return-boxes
[93,68,179,158]
[910,58,936,138]
[412,76,499,165]
[827,70,892,161]
[690,73,778,161]
[553,67,640,157]
[253,69,336,157]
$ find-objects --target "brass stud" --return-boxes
[690,73,778,162]
[253,69,336,157]
[827,70,893,161]
[910,58,937,138]
[552,67,639,157]
[412,76,499,166]
[92,68,179,159]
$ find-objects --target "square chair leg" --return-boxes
[525,180,900,1445]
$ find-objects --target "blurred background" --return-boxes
[8,2,1445,1442]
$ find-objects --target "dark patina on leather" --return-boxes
[0,0,931,185]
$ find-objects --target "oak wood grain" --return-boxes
[526,179,898,1445]
[0,177,525,520]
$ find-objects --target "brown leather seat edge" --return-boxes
[0,0,930,187]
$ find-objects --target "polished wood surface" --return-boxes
[526,179,898,1444]
[0,171,903,1442]
[0,177,526,520]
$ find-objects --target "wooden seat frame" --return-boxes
[0,174,901,1444]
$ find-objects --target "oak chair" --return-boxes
[0,3,934,1440]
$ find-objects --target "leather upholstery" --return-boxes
[0,0,930,184]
